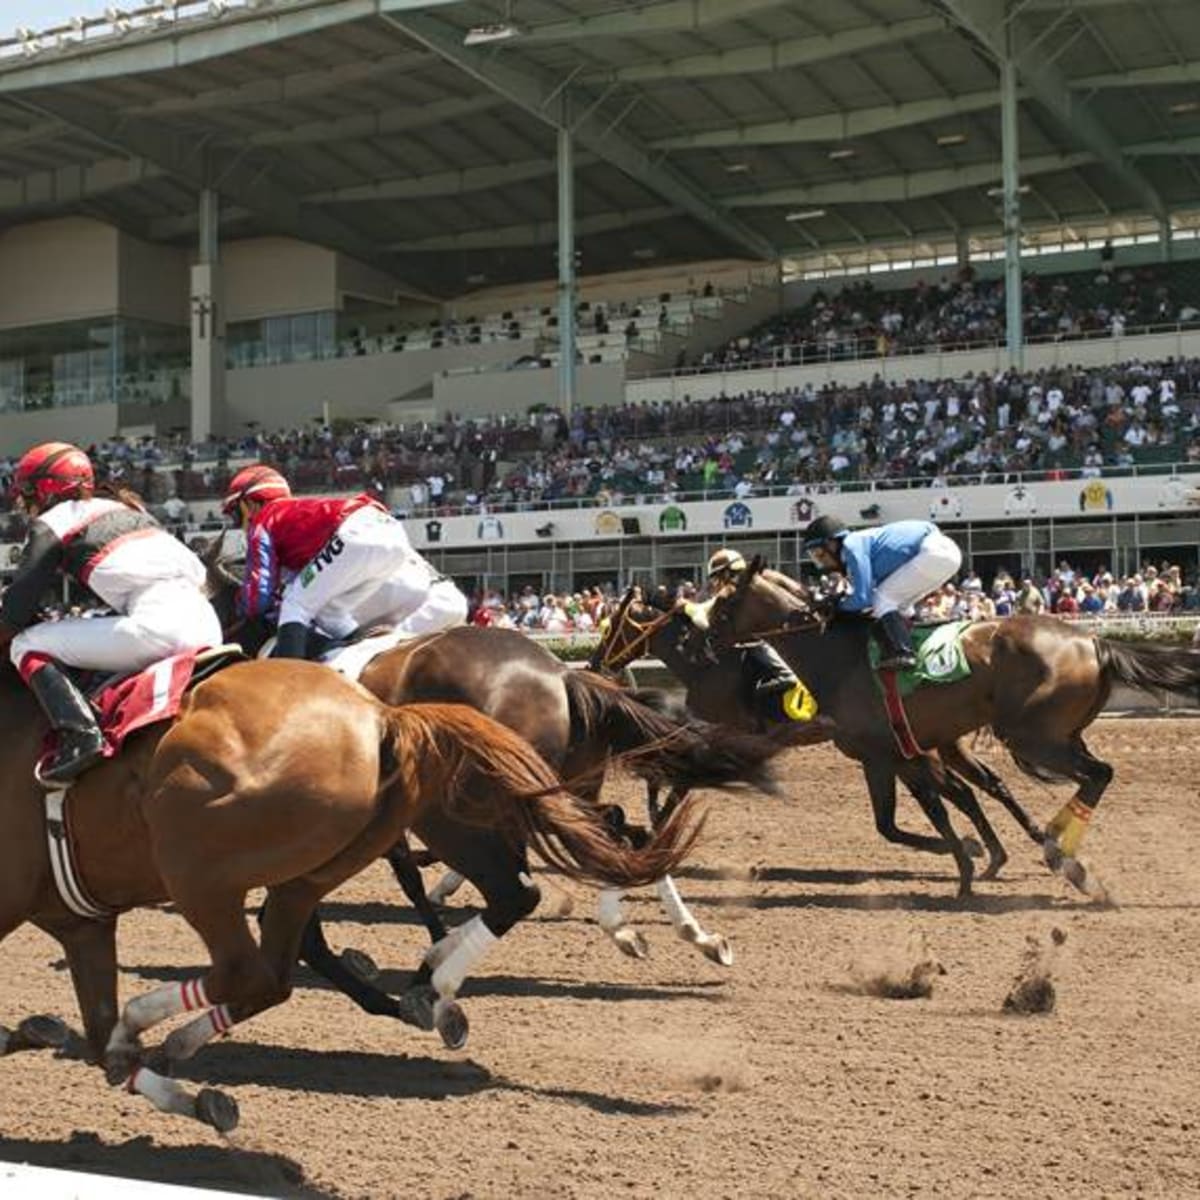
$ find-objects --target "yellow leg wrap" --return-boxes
[781,682,818,722]
[1046,797,1093,858]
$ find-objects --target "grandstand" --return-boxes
[2,0,1200,596]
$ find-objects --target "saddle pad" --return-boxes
[320,628,417,682]
[91,651,199,757]
[869,620,972,697]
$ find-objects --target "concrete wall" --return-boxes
[431,359,626,417]
[336,254,402,308]
[221,238,339,323]
[221,338,538,432]
[0,403,120,454]
[0,218,119,328]
[117,232,189,326]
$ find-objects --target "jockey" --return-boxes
[800,514,963,670]
[687,550,813,721]
[223,465,468,659]
[0,442,222,783]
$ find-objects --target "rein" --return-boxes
[596,605,679,673]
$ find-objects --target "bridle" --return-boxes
[590,589,680,674]
[707,567,828,649]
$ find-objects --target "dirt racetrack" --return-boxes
[1,717,1197,1199]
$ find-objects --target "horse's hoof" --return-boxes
[1043,837,1065,872]
[979,855,1007,881]
[395,985,436,1032]
[17,1015,70,1051]
[1060,855,1112,905]
[961,837,985,860]
[434,999,469,1051]
[0,1027,11,1056]
[340,947,381,982]
[612,927,649,960]
[698,934,734,967]
[196,1087,239,1135]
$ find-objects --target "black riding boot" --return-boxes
[874,611,917,671]
[270,622,311,660]
[28,663,105,784]
[743,641,799,697]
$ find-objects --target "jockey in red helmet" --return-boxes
[222,464,468,659]
[0,442,222,782]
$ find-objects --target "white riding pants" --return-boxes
[10,582,223,673]
[278,505,467,639]
[871,531,963,617]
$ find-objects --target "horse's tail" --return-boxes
[563,669,783,795]
[381,702,705,889]
[1096,637,1200,700]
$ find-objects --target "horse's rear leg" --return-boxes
[296,911,414,1022]
[387,842,449,945]
[941,742,1044,846]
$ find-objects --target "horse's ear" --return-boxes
[750,554,766,576]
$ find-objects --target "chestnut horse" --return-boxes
[0,658,701,1133]
[706,558,1200,898]
[593,587,1044,890]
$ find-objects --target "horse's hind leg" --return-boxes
[941,742,1044,846]
[387,841,448,945]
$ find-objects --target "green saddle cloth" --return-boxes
[868,620,973,696]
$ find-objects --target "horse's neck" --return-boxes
[779,620,869,698]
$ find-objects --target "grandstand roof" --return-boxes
[0,0,1199,297]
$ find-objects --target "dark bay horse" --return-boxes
[594,588,1043,890]
[707,559,1200,897]
[0,657,702,1133]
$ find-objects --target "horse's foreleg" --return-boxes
[865,759,953,855]
[656,875,733,966]
[386,844,448,946]
[597,887,649,959]
[906,773,975,898]
[0,909,71,1059]
[58,917,119,1060]
[937,773,1008,881]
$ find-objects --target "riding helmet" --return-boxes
[222,464,292,515]
[801,514,849,549]
[12,442,94,510]
[707,548,747,578]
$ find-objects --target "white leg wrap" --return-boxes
[656,875,704,941]
[430,915,497,1000]
[126,1065,196,1118]
[428,869,466,905]
[123,978,209,1037]
[163,1004,235,1063]
[597,888,627,933]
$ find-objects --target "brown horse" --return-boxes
[595,587,1042,888]
[706,558,1200,898]
[0,657,701,1133]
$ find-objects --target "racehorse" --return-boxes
[593,585,1045,891]
[704,557,1200,897]
[0,657,702,1133]
[201,541,785,1015]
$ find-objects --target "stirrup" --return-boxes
[34,733,106,789]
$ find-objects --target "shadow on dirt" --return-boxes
[0,1131,325,1198]
[687,890,1088,914]
[176,1043,693,1118]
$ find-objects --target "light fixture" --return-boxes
[786,209,826,221]
[986,183,1031,196]
[827,147,857,160]
[631,247,657,259]
[936,132,969,147]
[464,22,522,45]
[1169,100,1200,116]
[466,273,488,284]
[724,161,752,174]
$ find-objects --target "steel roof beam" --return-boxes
[940,0,1168,222]
[12,91,434,296]
[598,15,944,84]
[307,154,597,203]
[518,0,790,44]
[389,206,676,251]
[726,151,1095,206]
[0,154,160,211]
[1070,61,1200,90]
[386,11,777,261]
[244,93,503,148]
[654,89,1003,150]
[0,0,457,93]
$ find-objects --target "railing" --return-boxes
[627,317,1200,381]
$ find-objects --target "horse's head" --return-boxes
[589,584,682,676]
[707,556,823,648]
[197,531,271,655]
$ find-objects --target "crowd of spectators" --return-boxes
[699,257,1200,371]
[67,355,1195,516]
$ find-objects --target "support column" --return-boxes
[1159,216,1173,262]
[190,188,225,442]
[955,229,970,272]
[556,123,577,417]
[1001,51,1023,370]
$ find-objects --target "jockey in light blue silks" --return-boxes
[800,515,963,671]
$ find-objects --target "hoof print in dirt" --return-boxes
[1002,928,1067,1015]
